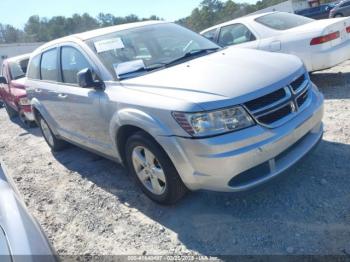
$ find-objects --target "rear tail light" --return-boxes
[346,26,350,33]
[310,31,340,45]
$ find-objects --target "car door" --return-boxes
[217,23,259,49]
[0,63,11,107]
[55,44,111,152]
[0,64,6,103]
[35,48,65,128]
[338,1,350,16]
[344,2,350,16]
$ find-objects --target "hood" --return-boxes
[121,48,303,110]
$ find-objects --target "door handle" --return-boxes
[35,88,42,93]
[57,93,68,99]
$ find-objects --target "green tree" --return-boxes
[0,24,24,43]
[24,15,49,42]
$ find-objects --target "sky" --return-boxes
[0,0,256,29]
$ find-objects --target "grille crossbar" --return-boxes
[244,73,310,128]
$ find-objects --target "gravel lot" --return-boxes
[0,61,350,256]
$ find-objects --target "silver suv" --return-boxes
[26,21,324,204]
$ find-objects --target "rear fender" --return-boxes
[31,98,60,136]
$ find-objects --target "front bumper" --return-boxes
[310,39,350,71]
[158,86,324,192]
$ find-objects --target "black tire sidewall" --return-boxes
[38,114,66,152]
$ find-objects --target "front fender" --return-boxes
[110,108,173,152]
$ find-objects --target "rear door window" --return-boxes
[27,55,41,80]
[40,49,58,81]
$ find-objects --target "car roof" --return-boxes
[33,20,167,55]
[4,53,31,63]
[200,11,277,34]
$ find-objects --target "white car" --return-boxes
[201,12,350,72]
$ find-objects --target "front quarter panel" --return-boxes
[103,83,202,160]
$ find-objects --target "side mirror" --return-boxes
[77,68,104,90]
[0,76,7,84]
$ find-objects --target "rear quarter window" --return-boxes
[202,29,217,41]
[40,49,58,82]
[27,55,41,80]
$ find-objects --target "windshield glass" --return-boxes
[86,23,220,79]
[255,12,314,30]
[9,58,29,80]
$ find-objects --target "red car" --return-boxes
[0,54,35,126]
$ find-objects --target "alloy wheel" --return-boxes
[132,146,167,195]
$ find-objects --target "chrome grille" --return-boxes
[244,73,311,128]
[290,74,306,92]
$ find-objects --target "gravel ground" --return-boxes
[0,61,350,256]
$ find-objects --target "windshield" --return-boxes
[86,23,220,79]
[9,58,29,80]
[255,12,314,30]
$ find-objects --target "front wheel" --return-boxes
[335,13,343,17]
[38,115,67,151]
[125,131,187,204]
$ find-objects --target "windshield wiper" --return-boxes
[117,64,164,80]
[117,48,220,80]
[164,48,220,67]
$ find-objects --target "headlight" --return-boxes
[173,106,255,137]
[18,97,31,106]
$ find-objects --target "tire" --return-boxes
[4,102,18,119]
[37,114,67,152]
[335,13,343,17]
[125,131,188,204]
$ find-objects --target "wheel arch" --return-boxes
[31,98,60,136]
[111,108,173,165]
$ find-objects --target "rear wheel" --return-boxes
[125,131,188,204]
[4,102,18,119]
[38,114,67,151]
